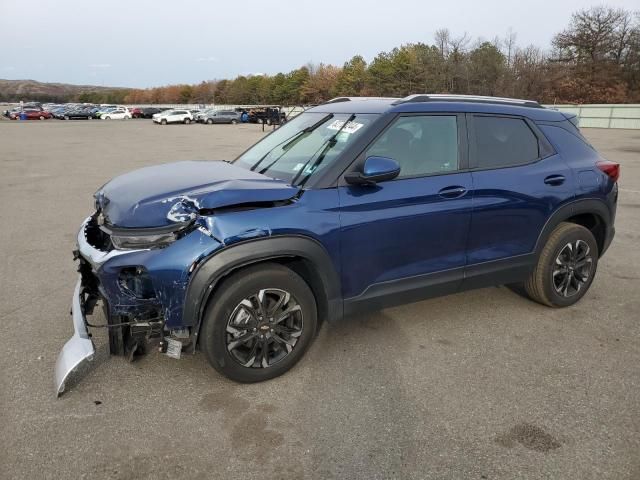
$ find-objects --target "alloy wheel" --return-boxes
[552,240,593,297]
[226,288,303,368]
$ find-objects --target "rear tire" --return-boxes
[39,115,45,120]
[231,119,238,125]
[524,222,598,307]
[200,263,318,383]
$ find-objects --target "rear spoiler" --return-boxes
[561,112,579,128]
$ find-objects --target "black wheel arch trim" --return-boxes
[183,235,343,348]
[534,198,612,257]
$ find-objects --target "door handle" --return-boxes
[438,186,467,199]
[544,174,565,186]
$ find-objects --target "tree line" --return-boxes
[13,6,639,105]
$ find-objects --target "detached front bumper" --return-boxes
[54,277,96,396]
[54,216,222,396]
[54,217,144,397]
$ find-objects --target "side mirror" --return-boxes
[345,156,400,185]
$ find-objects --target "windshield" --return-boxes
[234,112,378,185]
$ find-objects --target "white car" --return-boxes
[100,107,131,120]
[152,109,194,125]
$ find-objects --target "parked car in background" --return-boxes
[140,107,163,119]
[4,107,21,118]
[247,106,286,125]
[195,109,212,122]
[60,106,95,120]
[93,106,117,119]
[130,107,144,118]
[50,106,69,119]
[9,108,52,120]
[202,110,241,124]
[100,107,131,120]
[152,109,193,125]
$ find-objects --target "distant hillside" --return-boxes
[0,79,130,103]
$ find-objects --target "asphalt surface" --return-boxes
[1,119,638,480]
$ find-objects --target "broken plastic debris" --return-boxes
[166,338,182,359]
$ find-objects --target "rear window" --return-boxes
[473,116,539,168]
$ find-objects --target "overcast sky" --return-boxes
[1,0,638,88]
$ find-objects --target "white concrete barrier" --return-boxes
[546,104,640,129]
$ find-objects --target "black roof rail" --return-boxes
[392,94,543,108]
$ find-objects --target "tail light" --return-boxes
[596,161,620,182]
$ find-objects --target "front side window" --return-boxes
[366,115,459,178]
[473,116,539,168]
[235,112,379,185]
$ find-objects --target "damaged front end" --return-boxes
[54,214,221,396]
[55,161,301,396]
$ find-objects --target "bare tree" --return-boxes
[435,28,450,57]
[504,28,517,67]
[449,32,470,54]
[552,6,629,64]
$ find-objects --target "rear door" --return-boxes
[172,111,185,122]
[464,113,572,286]
[338,113,473,310]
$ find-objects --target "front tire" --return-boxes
[161,118,167,125]
[184,118,191,124]
[524,222,598,307]
[200,263,318,383]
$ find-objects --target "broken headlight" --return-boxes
[110,231,177,250]
[103,219,193,250]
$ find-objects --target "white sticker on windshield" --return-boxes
[326,120,364,134]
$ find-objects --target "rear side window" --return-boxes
[473,116,539,168]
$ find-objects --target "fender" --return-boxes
[182,235,343,347]
[534,198,612,256]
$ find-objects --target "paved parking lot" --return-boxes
[1,120,639,479]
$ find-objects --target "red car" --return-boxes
[130,107,144,119]
[10,109,53,120]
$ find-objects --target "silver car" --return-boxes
[202,110,241,124]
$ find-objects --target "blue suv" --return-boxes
[55,94,619,395]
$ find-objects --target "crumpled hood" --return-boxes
[95,161,299,228]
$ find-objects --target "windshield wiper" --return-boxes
[249,113,334,173]
[291,113,356,187]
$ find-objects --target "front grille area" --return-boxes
[84,216,113,252]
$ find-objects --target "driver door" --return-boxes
[338,113,473,312]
